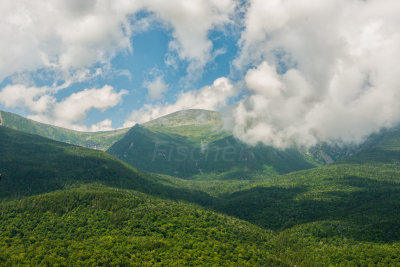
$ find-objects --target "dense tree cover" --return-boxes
[0,185,281,266]
[0,110,128,150]
[1,121,400,265]
[214,163,400,235]
[1,184,399,266]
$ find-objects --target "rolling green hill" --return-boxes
[201,161,400,264]
[108,109,316,179]
[0,185,282,266]
[0,110,128,150]
[2,184,399,266]
[187,127,400,232]
[0,125,211,205]
[195,129,400,265]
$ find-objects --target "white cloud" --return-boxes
[228,0,400,148]
[0,84,55,113]
[144,76,168,101]
[143,0,236,79]
[0,0,141,82]
[124,77,236,127]
[0,84,126,131]
[89,119,114,132]
[52,85,127,125]
[0,0,237,83]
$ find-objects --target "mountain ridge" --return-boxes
[2,108,400,179]
[0,110,128,150]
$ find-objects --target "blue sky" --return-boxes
[0,0,399,148]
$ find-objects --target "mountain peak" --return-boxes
[143,109,222,128]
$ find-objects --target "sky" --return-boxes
[1,0,400,148]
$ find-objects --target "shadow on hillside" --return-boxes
[347,148,400,164]
[0,140,214,207]
[212,176,400,243]
[108,126,316,180]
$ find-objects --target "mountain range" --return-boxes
[0,109,399,265]
[2,108,390,179]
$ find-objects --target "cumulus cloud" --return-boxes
[144,76,168,101]
[52,85,127,124]
[0,84,55,114]
[0,0,236,83]
[228,0,400,148]
[0,84,126,131]
[124,77,236,127]
[0,0,140,81]
[143,0,236,79]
